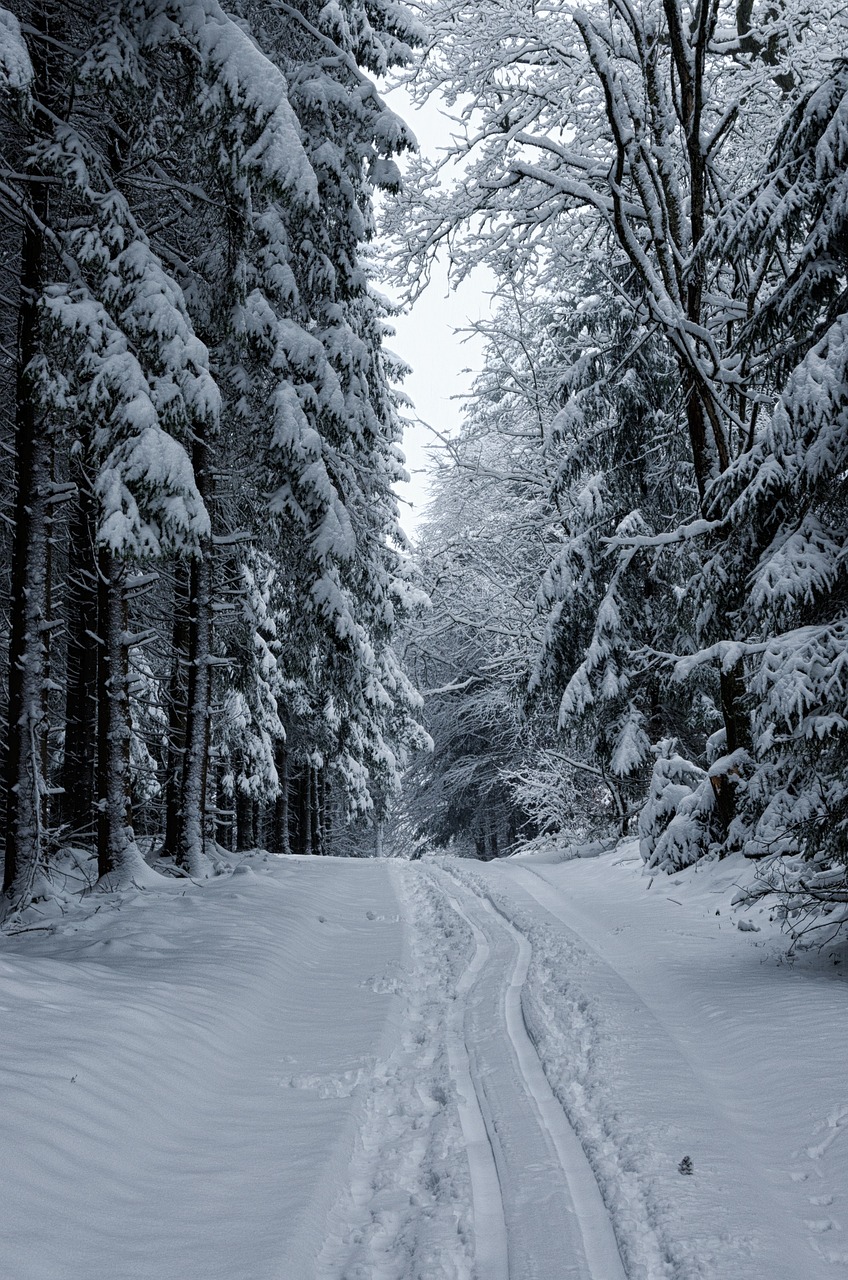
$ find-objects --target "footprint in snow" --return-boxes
[286,1067,366,1098]
[807,1103,848,1159]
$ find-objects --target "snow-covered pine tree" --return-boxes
[211,0,426,838]
[1,3,52,905]
[215,547,285,849]
[527,260,708,838]
[14,3,228,895]
[155,0,426,863]
[1,2,225,901]
[684,61,848,933]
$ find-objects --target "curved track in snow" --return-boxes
[436,868,628,1280]
[444,891,510,1280]
[444,854,830,1280]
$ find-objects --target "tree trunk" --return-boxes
[672,4,746,826]
[96,552,144,882]
[320,768,330,855]
[235,778,253,853]
[293,767,307,854]
[176,434,212,877]
[273,740,290,854]
[60,467,98,842]
[304,767,313,856]
[4,378,51,900]
[312,765,325,856]
[4,46,54,898]
[162,562,190,858]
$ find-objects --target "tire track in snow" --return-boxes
[441,870,627,1280]
[443,892,510,1280]
[460,857,827,1280]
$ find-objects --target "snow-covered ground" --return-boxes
[0,847,845,1279]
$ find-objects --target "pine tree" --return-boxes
[693,62,848,933]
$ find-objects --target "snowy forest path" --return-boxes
[3,853,845,1280]
[441,888,510,1280]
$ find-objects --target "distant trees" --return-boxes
[401,404,544,854]
[0,0,425,913]
[394,4,848,935]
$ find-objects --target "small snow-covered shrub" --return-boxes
[505,750,608,843]
[734,849,848,946]
[639,744,717,872]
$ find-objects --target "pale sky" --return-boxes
[379,85,494,538]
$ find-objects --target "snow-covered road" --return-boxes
[0,849,845,1279]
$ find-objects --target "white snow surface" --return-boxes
[0,846,845,1279]
[0,8,32,91]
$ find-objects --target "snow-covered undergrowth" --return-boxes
[505,833,619,863]
[0,839,242,937]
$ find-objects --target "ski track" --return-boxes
[443,873,628,1280]
[435,859,678,1280]
[442,892,510,1280]
[447,856,834,1280]
[319,862,629,1280]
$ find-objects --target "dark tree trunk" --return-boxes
[320,768,330,856]
[272,740,290,854]
[235,776,253,853]
[162,562,190,858]
[304,766,313,856]
[292,766,307,854]
[4,361,51,898]
[176,433,212,876]
[3,4,60,899]
[714,660,750,841]
[312,765,325,856]
[60,468,98,842]
[96,552,140,881]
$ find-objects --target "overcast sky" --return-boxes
[379,85,494,539]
